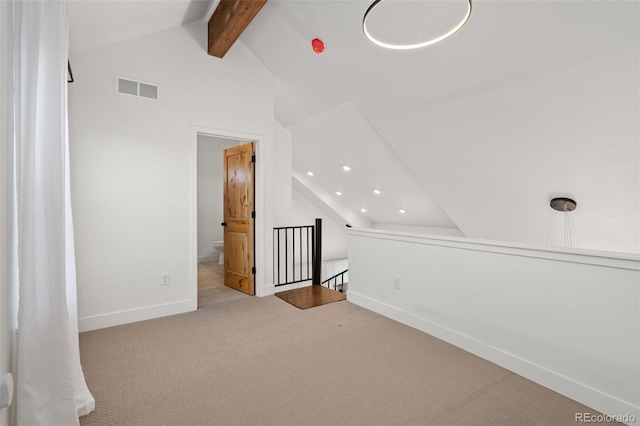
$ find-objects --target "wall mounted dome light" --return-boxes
[363,0,472,50]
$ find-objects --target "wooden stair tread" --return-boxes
[275,285,346,310]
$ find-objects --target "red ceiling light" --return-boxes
[311,38,325,54]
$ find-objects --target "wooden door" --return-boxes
[223,142,255,295]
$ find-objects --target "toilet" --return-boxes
[213,241,224,265]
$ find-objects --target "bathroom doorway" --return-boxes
[196,134,250,306]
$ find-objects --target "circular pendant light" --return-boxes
[363,0,472,50]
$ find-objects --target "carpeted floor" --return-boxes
[79,296,615,426]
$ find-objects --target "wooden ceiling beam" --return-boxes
[208,0,267,58]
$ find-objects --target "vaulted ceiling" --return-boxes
[68,0,214,54]
[68,0,640,254]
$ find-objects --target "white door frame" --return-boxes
[189,125,266,310]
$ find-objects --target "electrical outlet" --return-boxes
[161,273,170,286]
[393,276,400,289]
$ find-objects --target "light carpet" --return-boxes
[79,296,615,425]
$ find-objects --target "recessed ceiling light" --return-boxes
[307,171,314,176]
[360,208,367,213]
[335,191,343,196]
[373,189,381,195]
[342,165,352,172]
[398,209,407,214]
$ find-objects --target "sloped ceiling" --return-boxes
[239,0,639,254]
[68,0,214,54]
[67,0,640,254]
[290,102,458,229]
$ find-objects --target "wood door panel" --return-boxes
[226,220,249,232]
[223,142,255,295]
[226,152,249,219]
[226,232,248,275]
[225,271,250,293]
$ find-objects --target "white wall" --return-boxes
[273,120,292,227]
[373,223,464,237]
[197,135,238,263]
[321,258,348,286]
[291,189,348,261]
[347,229,640,422]
[374,26,640,255]
[69,20,276,331]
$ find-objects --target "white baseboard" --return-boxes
[347,291,640,424]
[78,299,195,332]
[198,254,218,263]
[262,284,276,297]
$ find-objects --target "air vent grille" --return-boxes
[116,76,159,101]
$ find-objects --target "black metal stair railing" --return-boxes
[322,269,348,293]
[273,218,322,287]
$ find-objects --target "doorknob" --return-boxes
[221,222,227,227]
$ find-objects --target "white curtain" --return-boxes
[11,0,95,424]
